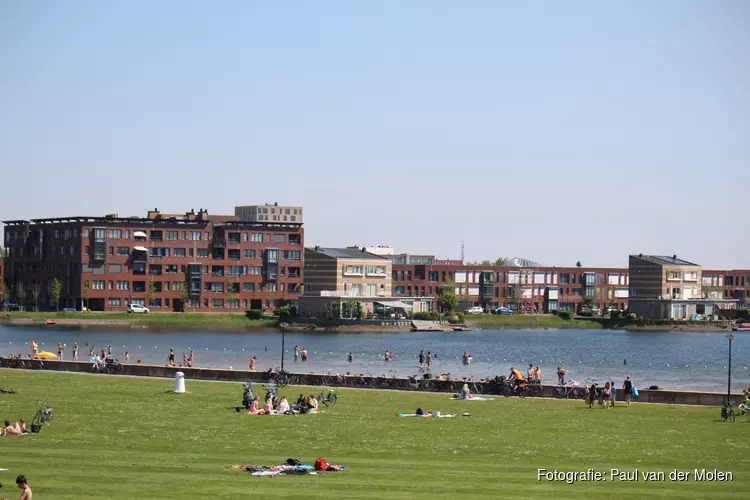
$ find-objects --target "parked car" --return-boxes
[465,306,484,315]
[579,306,594,317]
[0,300,20,311]
[491,307,515,315]
[126,304,150,314]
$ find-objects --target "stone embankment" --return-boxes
[1,357,743,407]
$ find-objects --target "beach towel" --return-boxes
[396,413,456,418]
[229,463,345,477]
[451,396,493,401]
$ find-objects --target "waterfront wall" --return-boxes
[1,357,744,407]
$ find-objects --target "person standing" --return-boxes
[426,352,432,369]
[301,348,308,362]
[556,366,568,385]
[418,350,425,368]
[347,352,353,362]
[526,364,535,383]
[610,380,616,407]
[167,348,175,367]
[72,342,78,361]
[31,340,38,358]
[57,343,63,360]
[294,345,300,362]
[249,357,257,371]
[622,375,633,407]
[534,366,542,384]
[124,350,130,363]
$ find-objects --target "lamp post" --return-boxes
[280,327,285,372]
[726,332,734,404]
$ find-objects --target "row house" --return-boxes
[392,261,629,313]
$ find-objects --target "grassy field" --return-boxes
[0,371,747,499]
[466,314,600,329]
[0,311,276,328]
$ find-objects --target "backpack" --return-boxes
[314,457,329,471]
[286,458,301,466]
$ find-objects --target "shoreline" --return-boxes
[0,312,735,333]
[1,361,744,406]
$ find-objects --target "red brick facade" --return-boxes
[2,210,303,313]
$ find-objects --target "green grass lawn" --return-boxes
[0,370,747,499]
[1,311,276,328]
[466,314,600,329]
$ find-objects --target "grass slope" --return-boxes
[1,311,276,328]
[0,370,747,499]
[466,314,600,329]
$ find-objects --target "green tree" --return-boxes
[0,281,9,310]
[512,282,525,312]
[0,247,5,258]
[353,301,364,320]
[493,257,509,266]
[438,285,458,313]
[147,281,156,307]
[82,280,90,312]
[15,282,25,309]
[31,283,41,312]
[49,278,62,312]
[225,278,236,314]
[178,283,190,312]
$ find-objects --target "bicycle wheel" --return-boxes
[729,410,736,423]
[31,410,43,427]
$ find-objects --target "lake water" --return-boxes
[0,325,748,392]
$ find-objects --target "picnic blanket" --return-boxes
[396,413,457,418]
[227,464,346,477]
[451,396,493,401]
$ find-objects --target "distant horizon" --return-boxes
[1,2,747,269]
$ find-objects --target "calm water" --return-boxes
[0,325,748,392]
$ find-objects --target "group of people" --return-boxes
[526,364,542,383]
[1,418,27,436]
[417,350,433,369]
[293,345,309,362]
[245,393,319,415]
[587,375,636,408]
[167,347,193,368]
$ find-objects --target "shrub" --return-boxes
[245,309,263,320]
[414,311,439,321]
[737,309,750,321]
[557,311,572,320]
[276,304,295,318]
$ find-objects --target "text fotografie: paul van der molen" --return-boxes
[538,468,733,483]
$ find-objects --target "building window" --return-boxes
[265,282,277,292]
[109,246,114,256]
[366,266,386,276]
[166,231,178,241]
[244,249,256,259]
[190,231,201,241]
[108,280,113,290]
[173,248,186,257]
[108,298,121,308]
[91,280,105,290]
[117,247,129,256]
[243,232,248,242]
[196,248,209,258]
[228,249,240,260]
[366,284,377,296]
[166,265,178,274]
[108,229,122,239]
[273,234,285,243]
[228,299,240,309]
[344,265,363,276]
[243,283,255,292]
[251,233,263,243]
[116,281,129,290]
[282,250,300,261]
[228,232,241,244]
[124,230,130,239]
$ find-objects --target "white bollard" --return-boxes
[173,372,186,393]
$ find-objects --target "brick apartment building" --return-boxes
[392,259,630,313]
[2,207,303,313]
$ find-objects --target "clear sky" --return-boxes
[1,1,748,269]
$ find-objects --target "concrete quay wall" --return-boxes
[1,358,744,407]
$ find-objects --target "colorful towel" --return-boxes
[396,413,456,418]
[229,464,345,477]
[452,396,493,401]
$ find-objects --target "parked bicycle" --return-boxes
[556,382,586,399]
[31,401,53,429]
[317,387,338,408]
[721,403,736,423]
[272,370,298,388]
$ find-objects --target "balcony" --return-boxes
[288,236,301,245]
[212,238,226,248]
[288,272,300,279]
[211,271,225,277]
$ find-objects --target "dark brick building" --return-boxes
[2,208,303,313]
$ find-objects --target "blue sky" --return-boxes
[1,1,748,268]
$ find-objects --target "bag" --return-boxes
[314,457,329,471]
[286,458,301,466]
[632,387,639,398]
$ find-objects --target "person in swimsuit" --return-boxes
[72,342,78,361]
[301,348,308,362]
[16,474,32,500]
[168,348,176,367]
[418,350,425,368]
[31,340,38,358]
[347,352,353,362]
[57,343,63,360]
[294,345,300,362]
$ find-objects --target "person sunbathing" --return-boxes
[264,398,274,414]
[17,418,26,434]
[306,395,318,414]
[277,396,290,414]
[245,397,266,415]
[2,419,20,435]
[292,393,306,411]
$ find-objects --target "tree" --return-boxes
[438,286,458,313]
[0,247,5,258]
[512,282,526,312]
[225,278,236,314]
[82,280,90,312]
[31,284,41,312]
[0,281,8,311]
[178,283,190,312]
[15,282,25,310]
[49,278,62,312]
[493,257,509,266]
[147,281,156,308]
